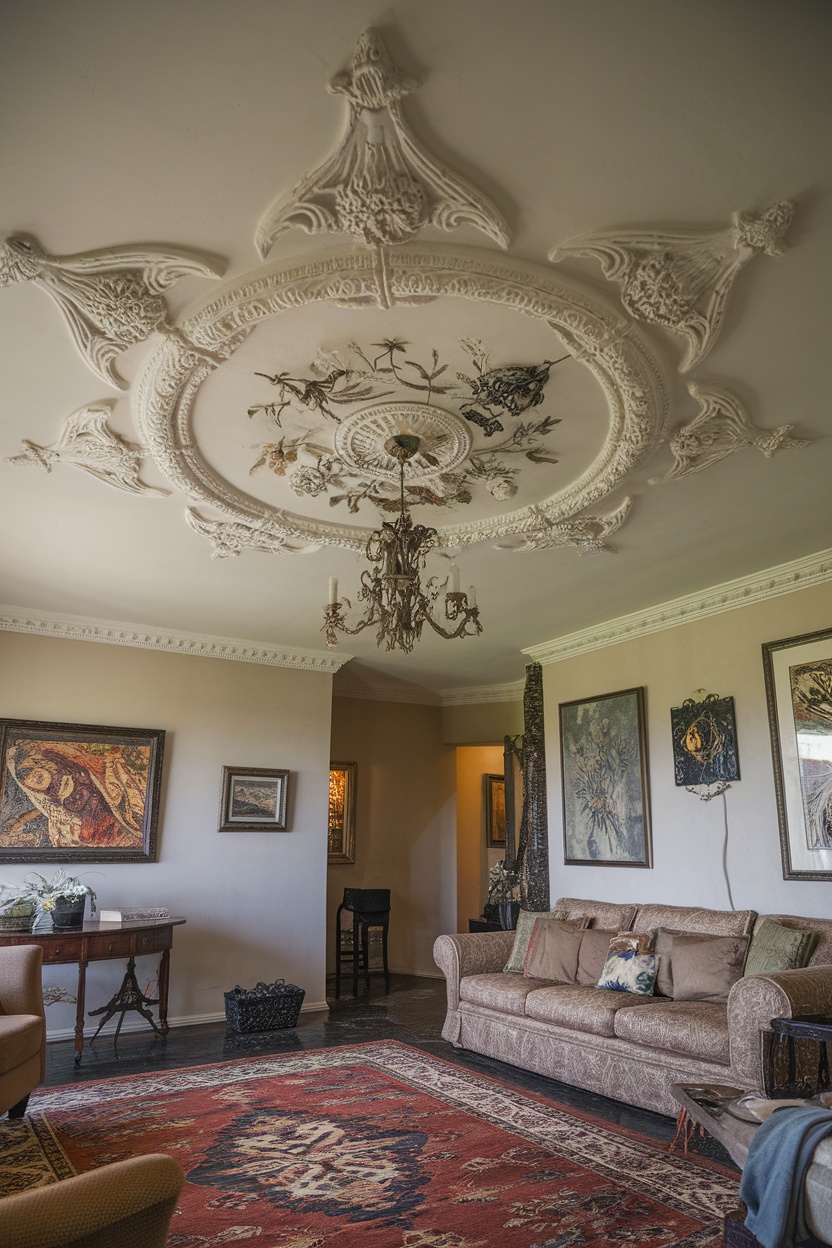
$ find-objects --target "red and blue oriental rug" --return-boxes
[11,1041,738,1245]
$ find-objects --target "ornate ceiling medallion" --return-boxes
[334,403,473,482]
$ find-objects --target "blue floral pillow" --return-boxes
[597,949,658,995]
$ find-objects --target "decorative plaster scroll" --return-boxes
[5,402,168,496]
[651,383,812,483]
[522,547,832,667]
[255,29,509,308]
[0,606,351,673]
[141,245,668,556]
[333,402,472,482]
[0,233,223,389]
[185,509,319,557]
[550,202,794,372]
[494,497,632,553]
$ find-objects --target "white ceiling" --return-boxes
[1,0,830,695]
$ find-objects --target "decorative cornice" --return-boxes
[0,607,351,673]
[439,680,525,706]
[522,547,832,665]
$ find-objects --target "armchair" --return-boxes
[0,944,46,1118]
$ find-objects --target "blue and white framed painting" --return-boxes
[559,686,652,867]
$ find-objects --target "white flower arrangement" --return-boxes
[22,869,98,914]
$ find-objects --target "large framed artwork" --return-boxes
[763,627,832,880]
[328,762,357,864]
[560,687,652,867]
[484,773,506,848]
[0,718,165,864]
[218,767,289,833]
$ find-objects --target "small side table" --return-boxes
[765,1015,832,1098]
[468,918,502,933]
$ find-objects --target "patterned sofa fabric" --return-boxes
[459,973,553,1016]
[524,984,657,1038]
[632,902,756,938]
[555,897,637,931]
[613,999,730,1064]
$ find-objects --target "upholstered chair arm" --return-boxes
[0,1153,184,1248]
[0,945,45,1019]
[728,967,832,1092]
[433,931,515,1010]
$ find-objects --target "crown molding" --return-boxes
[439,680,525,707]
[0,607,351,674]
[522,547,832,666]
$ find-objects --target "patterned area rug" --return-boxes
[12,1042,738,1246]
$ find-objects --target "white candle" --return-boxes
[468,584,477,607]
[448,563,460,593]
[328,576,339,604]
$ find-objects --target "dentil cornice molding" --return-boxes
[439,680,525,706]
[522,547,832,666]
[0,608,351,674]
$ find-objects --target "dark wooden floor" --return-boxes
[42,973,735,1168]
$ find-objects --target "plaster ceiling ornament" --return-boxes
[549,201,795,372]
[5,402,168,496]
[494,496,633,554]
[184,510,319,558]
[0,234,223,389]
[255,29,509,309]
[651,382,812,483]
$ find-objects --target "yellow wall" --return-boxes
[327,697,456,977]
[0,632,333,1035]
[543,580,832,918]
[455,744,504,931]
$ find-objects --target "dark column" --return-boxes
[518,661,550,910]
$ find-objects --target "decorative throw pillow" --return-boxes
[503,909,570,974]
[523,918,586,982]
[609,930,654,956]
[597,950,658,995]
[652,927,681,997]
[744,919,820,977]
[576,929,617,986]
[671,933,749,1002]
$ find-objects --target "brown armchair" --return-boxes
[0,944,46,1118]
[0,1153,185,1248]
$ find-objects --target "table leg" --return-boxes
[158,948,171,1035]
[74,960,88,1065]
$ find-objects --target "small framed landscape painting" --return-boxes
[328,762,357,864]
[559,687,652,868]
[763,627,832,880]
[218,767,289,833]
[484,773,506,848]
[0,717,165,864]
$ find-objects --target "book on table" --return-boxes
[97,907,171,923]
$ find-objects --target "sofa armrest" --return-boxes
[728,967,832,1092]
[0,946,45,1020]
[433,931,516,1011]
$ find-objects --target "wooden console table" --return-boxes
[0,918,185,1063]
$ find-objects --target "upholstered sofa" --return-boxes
[434,897,832,1118]
[0,944,46,1118]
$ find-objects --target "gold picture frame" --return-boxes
[328,762,357,864]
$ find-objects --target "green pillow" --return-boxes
[503,908,565,974]
[744,918,820,978]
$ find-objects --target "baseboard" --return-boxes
[45,999,330,1043]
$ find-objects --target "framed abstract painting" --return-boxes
[0,718,165,863]
[484,773,506,848]
[560,687,652,868]
[763,627,832,880]
[328,762,357,864]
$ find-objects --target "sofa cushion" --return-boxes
[555,897,637,931]
[525,984,657,1037]
[633,903,755,938]
[524,919,585,981]
[613,999,730,1063]
[0,1014,43,1074]
[503,909,585,974]
[672,933,748,1002]
[744,918,820,977]
[459,973,554,1015]
[576,929,617,986]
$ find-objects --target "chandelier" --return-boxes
[323,434,482,654]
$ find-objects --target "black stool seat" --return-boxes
[335,888,390,998]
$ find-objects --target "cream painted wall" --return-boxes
[327,696,456,977]
[542,581,832,920]
[441,700,523,744]
[0,632,333,1037]
[455,744,504,932]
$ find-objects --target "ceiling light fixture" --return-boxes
[323,434,482,654]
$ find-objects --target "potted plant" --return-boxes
[23,869,98,930]
[0,884,37,933]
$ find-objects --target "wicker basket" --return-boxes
[0,901,36,934]
[224,979,305,1032]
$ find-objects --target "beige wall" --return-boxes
[543,580,832,919]
[0,632,333,1036]
[441,699,523,744]
[327,697,456,977]
[455,744,504,931]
